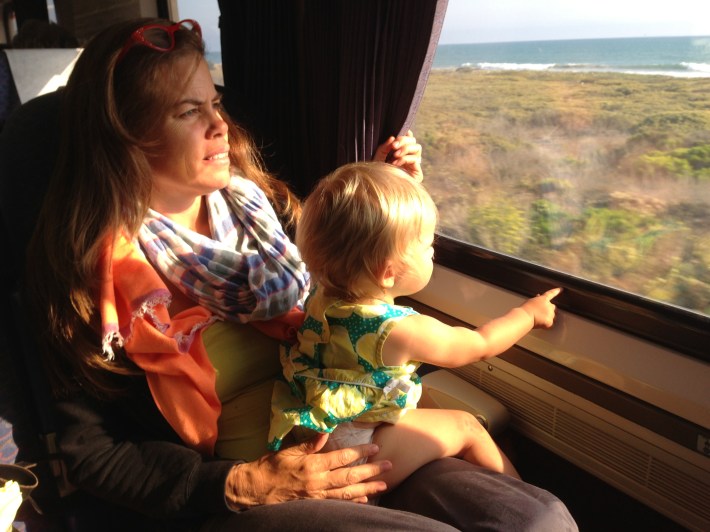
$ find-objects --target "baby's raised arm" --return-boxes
[382,288,561,368]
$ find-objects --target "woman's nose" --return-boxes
[209,110,228,136]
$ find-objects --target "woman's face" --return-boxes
[148,57,231,211]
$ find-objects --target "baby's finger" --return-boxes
[544,287,562,301]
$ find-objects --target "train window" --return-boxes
[47,0,57,22]
[176,0,222,85]
[414,1,710,359]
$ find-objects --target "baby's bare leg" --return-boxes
[370,408,519,490]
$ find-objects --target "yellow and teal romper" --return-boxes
[268,287,422,450]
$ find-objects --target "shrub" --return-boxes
[631,112,710,149]
[581,207,658,276]
[529,199,577,248]
[468,200,528,255]
[637,144,710,180]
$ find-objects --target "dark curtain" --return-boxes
[217,0,448,197]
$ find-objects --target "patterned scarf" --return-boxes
[99,175,309,454]
[139,175,309,323]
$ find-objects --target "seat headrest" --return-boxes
[0,90,63,276]
[0,51,21,130]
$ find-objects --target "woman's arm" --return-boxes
[57,376,393,518]
[382,288,561,368]
[55,378,233,519]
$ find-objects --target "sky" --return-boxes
[179,0,710,50]
[439,0,710,44]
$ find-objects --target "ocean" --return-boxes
[205,51,223,68]
[432,36,710,77]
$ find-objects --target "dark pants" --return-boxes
[203,458,578,531]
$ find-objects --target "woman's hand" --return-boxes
[373,130,423,182]
[225,433,392,508]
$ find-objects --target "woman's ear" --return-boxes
[380,260,397,289]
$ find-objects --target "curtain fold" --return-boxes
[218,0,448,197]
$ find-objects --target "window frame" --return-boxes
[434,234,710,363]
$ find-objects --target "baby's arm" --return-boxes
[382,288,561,367]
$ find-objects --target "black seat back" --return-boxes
[0,50,21,132]
[0,90,65,526]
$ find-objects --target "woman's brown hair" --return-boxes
[26,18,300,398]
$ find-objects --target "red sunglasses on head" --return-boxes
[116,19,202,63]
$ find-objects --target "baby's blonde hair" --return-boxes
[297,161,438,301]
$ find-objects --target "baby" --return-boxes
[268,161,560,490]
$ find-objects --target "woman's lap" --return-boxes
[203,457,577,531]
[382,457,578,531]
[201,498,457,531]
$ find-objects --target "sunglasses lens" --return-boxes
[117,20,201,63]
[142,27,173,50]
[178,20,202,38]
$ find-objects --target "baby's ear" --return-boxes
[380,260,397,289]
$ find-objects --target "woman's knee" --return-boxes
[381,458,578,531]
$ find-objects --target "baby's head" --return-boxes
[297,161,438,301]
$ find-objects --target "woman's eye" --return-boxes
[213,103,226,117]
[180,108,199,118]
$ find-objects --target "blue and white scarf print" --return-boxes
[138,175,310,322]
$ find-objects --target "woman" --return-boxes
[24,18,577,530]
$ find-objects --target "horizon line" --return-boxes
[438,33,710,46]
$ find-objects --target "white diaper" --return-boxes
[322,422,377,466]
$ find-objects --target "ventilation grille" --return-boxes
[649,460,710,524]
[457,365,555,435]
[555,410,650,485]
[452,366,710,531]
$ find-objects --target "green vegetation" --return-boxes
[414,70,710,315]
[468,200,528,255]
[638,145,710,180]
